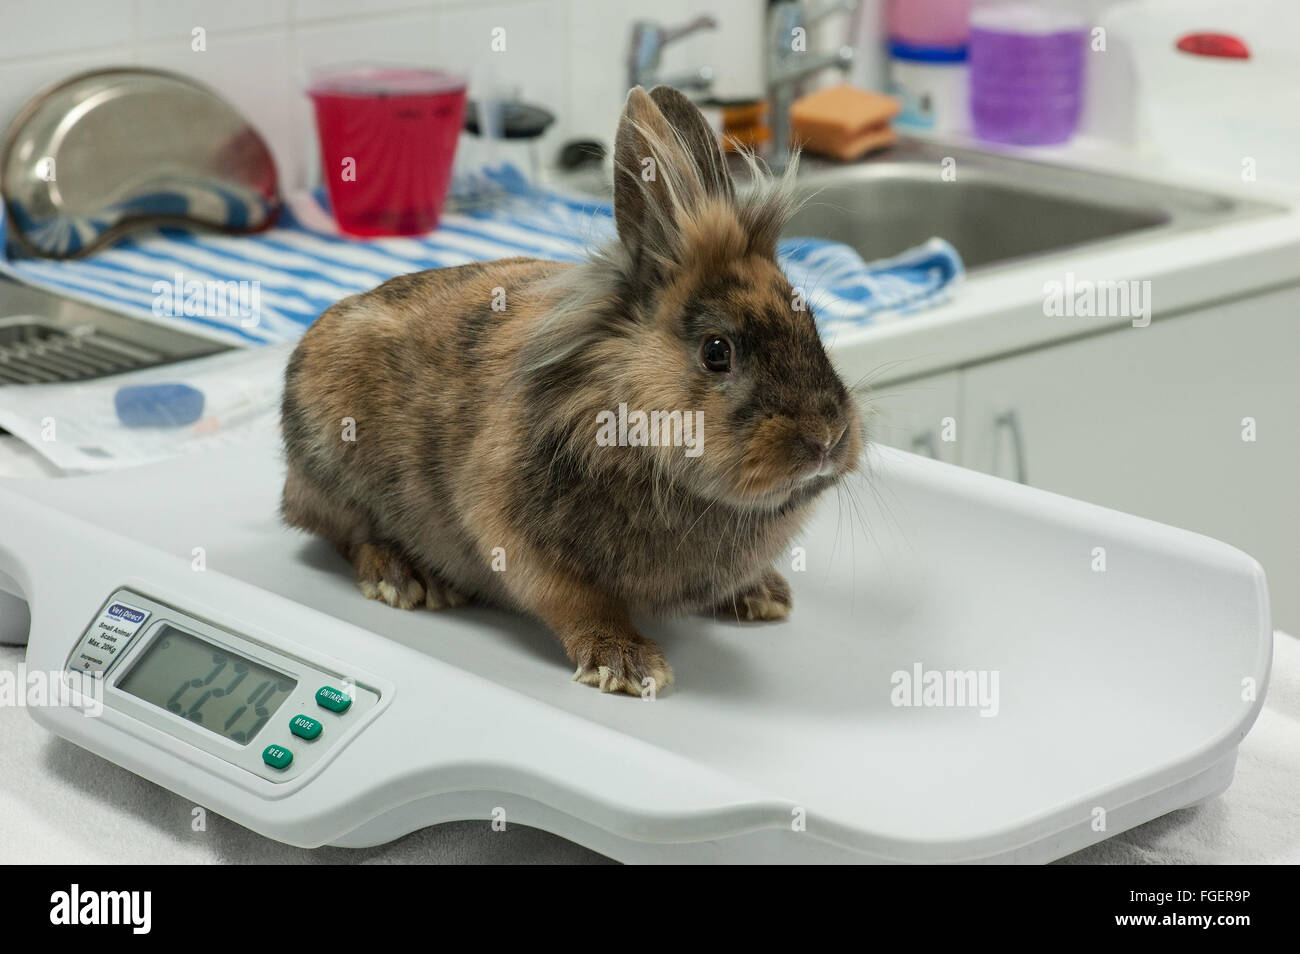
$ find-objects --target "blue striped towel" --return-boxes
[0,164,962,347]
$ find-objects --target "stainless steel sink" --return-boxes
[779,140,1283,271]
[0,277,225,386]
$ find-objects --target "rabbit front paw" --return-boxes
[350,542,466,612]
[571,631,674,696]
[352,542,425,609]
[420,571,468,611]
[713,568,793,622]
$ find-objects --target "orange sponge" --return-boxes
[789,84,901,161]
[719,101,771,153]
[722,123,772,153]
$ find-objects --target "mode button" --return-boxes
[289,714,322,740]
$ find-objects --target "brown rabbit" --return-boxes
[281,86,864,696]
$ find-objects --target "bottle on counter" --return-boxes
[968,0,1089,145]
[886,0,972,133]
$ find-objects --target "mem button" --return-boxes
[289,714,322,740]
[262,745,293,770]
[315,686,352,713]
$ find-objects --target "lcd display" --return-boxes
[117,625,296,745]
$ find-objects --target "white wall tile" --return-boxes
[426,1,567,104]
[134,0,289,41]
[429,1,570,169]
[0,0,133,61]
[568,0,698,138]
[293,0,437,22]
[566,0,764,144]
[292,12,440,71]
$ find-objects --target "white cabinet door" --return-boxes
[860,371,963,465]
[962,286,1300,633]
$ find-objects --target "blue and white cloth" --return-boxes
[0,165,962,347]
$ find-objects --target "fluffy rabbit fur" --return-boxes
[281,86,864,696]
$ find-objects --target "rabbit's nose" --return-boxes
[801,436,829,469]
[828,423,847,452]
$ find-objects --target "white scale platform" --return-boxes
[0,436,1271,862]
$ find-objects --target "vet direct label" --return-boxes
[67,601,152,676]
[105,603,148,626]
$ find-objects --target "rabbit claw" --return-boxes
[570,634,673,697]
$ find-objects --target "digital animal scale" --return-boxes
[0,436,1271,862]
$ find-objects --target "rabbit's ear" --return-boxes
[613,86,735,283]
[648,85,734,204]
[613,86,682,275]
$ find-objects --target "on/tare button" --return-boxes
[262,745,293,769]
[289,714,322,740]
[315,686,352,713]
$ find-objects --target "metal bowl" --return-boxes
[1,67,280,259]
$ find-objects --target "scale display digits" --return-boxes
[118,625,297,745]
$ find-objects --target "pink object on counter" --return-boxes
[308,66,467,237]
[887,0,971,47]
[1175,32,1251,59]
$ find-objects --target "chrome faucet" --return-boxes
[626,15,718,92]
[767,0,859,172]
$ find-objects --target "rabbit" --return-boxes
[280,85,864,696]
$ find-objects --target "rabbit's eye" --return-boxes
[700,335,733,373]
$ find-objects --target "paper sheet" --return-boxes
[0,344,289,473]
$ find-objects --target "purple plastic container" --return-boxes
[969,21,1086,145]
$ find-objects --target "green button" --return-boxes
[262,744,293,769]
[289,714,322,740]
[316,686,352,713]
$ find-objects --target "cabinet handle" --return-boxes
[994,410,1028,484]
[911,431,938,458]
